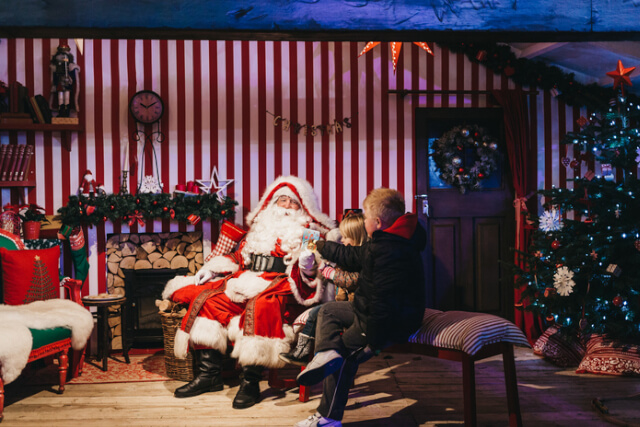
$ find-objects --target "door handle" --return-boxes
[414,194,429,216]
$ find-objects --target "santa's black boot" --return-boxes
[232,365,263,409]
[174,349,224,398]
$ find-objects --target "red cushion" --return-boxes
[1,246,61,305]
[533,324,585,367]
[576,335,640,376]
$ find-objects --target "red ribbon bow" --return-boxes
[128,212,145,227]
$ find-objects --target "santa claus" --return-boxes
[162,176,335,409]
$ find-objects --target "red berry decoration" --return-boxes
[613,296,623,307]
[163,206,168,212]
[221,210,226,216]
[551,240,560,249]
[153,200,158,206]
[136,198,140,204]
[110,205,115,211]
[103,216,107,222]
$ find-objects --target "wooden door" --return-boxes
[415,108,514,319]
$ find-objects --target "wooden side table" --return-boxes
[81,296,130,371]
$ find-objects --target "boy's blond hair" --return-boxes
[363,188,405,226]
[339,213,367,246]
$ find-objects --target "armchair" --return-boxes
[0,229,93,423]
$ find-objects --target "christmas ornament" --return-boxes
[561,157,571,168]
[139,175,163,194]
[606,263,622,277]
[544,287,556,298]
[85,205,96,215]
[128,212,145,227]
[613,296,623,307]
[606,60,636,95]
[358,41,434,74]
[187,214,201,225]
[475,50,487,61]
[538,208,563,232]
[553,266,575,296]
[590,250,598,260]
[551,240,560,249]
[576,116,588,127]
[584,170,596,181]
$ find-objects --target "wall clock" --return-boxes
[129,90,164,124]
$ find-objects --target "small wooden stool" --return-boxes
[387,309,531,427]
[82,296,130,371]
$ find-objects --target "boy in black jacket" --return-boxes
[294,188,427,427]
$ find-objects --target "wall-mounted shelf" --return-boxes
[0,180,35,188]
[0,123,83,151]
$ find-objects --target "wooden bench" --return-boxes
[272,308,529,427]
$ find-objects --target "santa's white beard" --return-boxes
[242,205,309,265]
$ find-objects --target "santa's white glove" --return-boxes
[298,249,316,276]
[194,268,214,285]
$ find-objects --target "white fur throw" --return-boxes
[0,299,94,385]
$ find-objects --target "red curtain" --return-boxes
[492,89,544,344]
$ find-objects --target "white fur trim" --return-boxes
[288,276,327,307]
[0,299,94,384]
[174,329,190,359]
[162,275,197,300]
[202,255,240,275]
[189,317,228,354]
[245,176,335,232]
[224,271,271,303]
[227,316,243,343]
[231,324,295,368]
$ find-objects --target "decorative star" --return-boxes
[359,41,434,74]
[606,60,636,95]
[590,249,598,260]
[197,166,234,202]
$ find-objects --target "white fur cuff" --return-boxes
[162,275,197,300]
[203,255,240,275]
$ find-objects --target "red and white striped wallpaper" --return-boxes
[0,38,586,295]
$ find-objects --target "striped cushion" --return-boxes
[576,335,640,376]
[409,308,531,356]
[294,306,316,326]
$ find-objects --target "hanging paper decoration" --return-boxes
[553,266,576,297]
[538,208,563,233]
[358,41,434,74]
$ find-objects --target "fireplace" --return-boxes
[106,231,204,349]
[122,268,188,347]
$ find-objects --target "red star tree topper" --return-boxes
[606,60,636,95]
[359,42,434,74]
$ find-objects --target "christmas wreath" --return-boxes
[432,124,500,193]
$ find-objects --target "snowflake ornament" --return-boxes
[553,266,576,297]
[139,175,163,194]
[539,208,563,233]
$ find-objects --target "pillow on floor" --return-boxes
[576,335,640,376]
[1,246,60,305]
[533,324,585,367]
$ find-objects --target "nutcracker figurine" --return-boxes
[50,44,80,117]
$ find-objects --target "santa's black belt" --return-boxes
[249,254,286,273]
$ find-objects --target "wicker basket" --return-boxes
[160,310,196,382]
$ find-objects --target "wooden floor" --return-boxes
[3,347,640,426]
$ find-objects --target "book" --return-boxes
[51,117,79,125]
[29,96,45,124]
[0,143,14,181]
[6,144,22,181]
[35,95,52,124]
[23,96,38,123]
[0,145,7,178]
[11,144,25,181]
[19,145,34,181]
[301,229,320,251]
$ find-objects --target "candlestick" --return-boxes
[119,170,129,195]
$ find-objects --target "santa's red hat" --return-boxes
[246,176,335,233]
[83,170,93,177]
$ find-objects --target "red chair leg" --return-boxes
[0,376,4,423]
[58,352,69,394]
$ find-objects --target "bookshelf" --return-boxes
[0,123,83,151]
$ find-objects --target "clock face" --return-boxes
[129,90,164,124]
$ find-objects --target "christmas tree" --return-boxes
[24,255,57,303]
[515,60,640,343]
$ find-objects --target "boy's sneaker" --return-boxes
[296,349,343,386]
[294,412,342,427]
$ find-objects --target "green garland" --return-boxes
[439,42,639,111]
[432,124,500,194]
[56,192,238,227]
